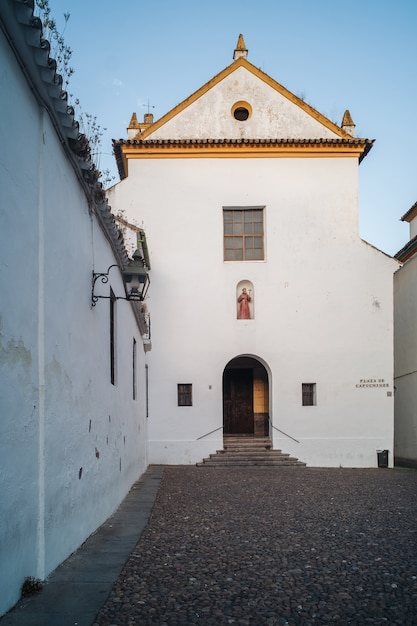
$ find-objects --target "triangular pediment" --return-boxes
[139,57,350,142]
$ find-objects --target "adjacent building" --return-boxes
[394,202,417,467]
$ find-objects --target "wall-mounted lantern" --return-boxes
[92,248,150,307]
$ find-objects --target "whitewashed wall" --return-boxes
[394,256,417,466]
[108,155,397,468]
[0,28,148,617]
[409,216,417,240]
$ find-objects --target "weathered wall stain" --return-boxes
[0,318,32,370]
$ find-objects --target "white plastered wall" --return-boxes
[409,215,417,240]
[394,256,417,465]
[108,154,397,468]
[0,29,148,616]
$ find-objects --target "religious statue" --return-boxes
[237,287,252,319]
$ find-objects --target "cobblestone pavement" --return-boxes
[93,467,417,626]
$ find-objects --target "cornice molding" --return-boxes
[113,137,373,179]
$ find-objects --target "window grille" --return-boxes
[223,207,264,261]
[302,383,316,406]
[178,384,192,406]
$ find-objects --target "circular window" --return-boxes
[231,101,252,121]
[234,107,249,121]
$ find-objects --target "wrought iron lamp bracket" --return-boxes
[91,264,119,307]
[91,255,149,307]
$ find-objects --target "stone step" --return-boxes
[213,451,289,458]
[205,455,299,462]
[197,447,306,468]
[197,434,305,468]
[223,438,272,450]
[224,442,272,447]
[224,435,271,438]
[196,459,306,467]
[222,445,274,452]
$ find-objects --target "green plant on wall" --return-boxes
[34,0,114,186]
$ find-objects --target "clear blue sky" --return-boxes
[45,0,416,256]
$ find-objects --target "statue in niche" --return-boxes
[237,287,252,319]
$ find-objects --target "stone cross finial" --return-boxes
[234,34,248,60]
[128,112,140,129]
[341,110,356,137]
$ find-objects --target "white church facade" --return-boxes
[109,36,398,468]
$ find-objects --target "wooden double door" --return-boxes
[223,368,254,434]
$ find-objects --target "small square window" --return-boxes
[178,384,192,406]
[302,383,316,406]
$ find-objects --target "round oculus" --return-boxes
[231,101,252,121]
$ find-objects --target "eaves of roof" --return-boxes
[400,201,417,223]
[0,0,131,277]
[394,234,417,262]
[112,137,374,180]
[1,1,83,180]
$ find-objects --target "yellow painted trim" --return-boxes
[231,100,253,119]
[120,143,366,161]
[139,57,350,140]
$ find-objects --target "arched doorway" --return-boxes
[223,356,270,437]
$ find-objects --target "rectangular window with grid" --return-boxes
[223,206,264,261]
[178,384,192,406]
[302,383,316,406]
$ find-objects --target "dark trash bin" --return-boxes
[377,449,389,468]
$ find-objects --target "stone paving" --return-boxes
[93,466,417,626]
